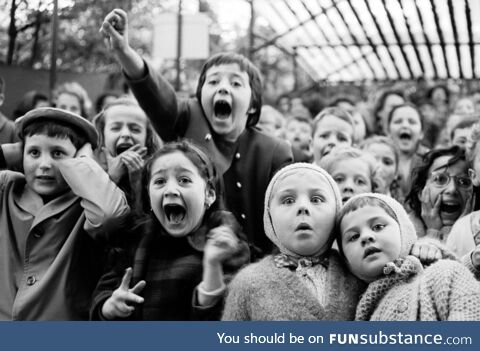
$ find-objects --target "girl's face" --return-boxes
[312,115,353,163]
[422,156,471,226]
[148,152,215,237]
[363,143,397,190]
[330,158,372,203]
[57,93,82,116]
[388,106,423,154]
[285,119,312,153]
[104,105,148,156]
[340,205,402,282]
[269,170,337,256]
[378,94,404,132]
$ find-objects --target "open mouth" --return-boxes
[214,100,232,120]
[116,143,133,155]
[364,246,381,258]
[440,202,461,214]
[342,196,352,203]
[163,204,186,224]
[399,132,412,141]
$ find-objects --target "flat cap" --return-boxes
[15,107,98,149]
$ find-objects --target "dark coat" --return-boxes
[127,62,293,258]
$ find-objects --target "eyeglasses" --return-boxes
[429,172,472,189]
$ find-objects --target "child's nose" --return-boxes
[360,231,375,245]
[119,125,132,137]
[164,180,180,197]
[38,155,53,169]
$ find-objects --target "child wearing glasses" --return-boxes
[447,123,480,259]
[405,146,473,243]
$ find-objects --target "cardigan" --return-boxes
[355,256,480,321]
[222,250,364,320]
[127,61,293,259]
[0,157,129,320]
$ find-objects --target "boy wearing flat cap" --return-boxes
[0,107,130,320]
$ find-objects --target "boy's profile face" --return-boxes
[200,63,253,142]
[269,170,336,257]
[23,134,77,198]
[330,158,372,203]
[312,115,353,163]
[104,104,148,156]
[340,205,401,282]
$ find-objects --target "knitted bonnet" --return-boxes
[263,162,342,258]
[338,193,417,259]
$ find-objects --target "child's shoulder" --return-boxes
[424,259,473,284]
[229,256,281,285]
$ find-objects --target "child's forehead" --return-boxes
[316,115,352,131]
[272,169,332,193]
[332,157,370,174]
[205,63,249,78]
[151,152,199,174]
[24,133,75,147]
[104,104,147,123]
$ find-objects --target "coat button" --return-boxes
[205,133,212,141]
[241,213,246,219]
[236,182,242,189]
[396,301,408,313]
[26,276,36,286]
[235,153,241,159]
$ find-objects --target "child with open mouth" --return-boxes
[387,103,429,203]
[91,141,248,320]
[93,97,160,211]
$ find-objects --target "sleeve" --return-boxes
[125,59,186,141]
[270,139,293,178]
[0,147,6,170]
[446,215,476,257]
[89,266,124,321]
[221,269,253,321]
[57,157,130,236]
[190,285,225,321]
[428,261,480,321]
[461,252,480,281]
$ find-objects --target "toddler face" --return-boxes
[340,205,402,282]
[200,63,253,142]
[103,104,148,156]
[148,152,215,237]
[312,115,353,163]
[363,143,397,190]
[388,106,423,154]
[23,134,77,199]
[285,119,312,153]
[330,158,372,203]
[454,98,475,116]
[269,169,337,256]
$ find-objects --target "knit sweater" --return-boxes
[222,250,365,320]
[356,256,480,321]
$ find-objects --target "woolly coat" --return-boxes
[222,251,364,321]
[127,61,293,259]
[356,257,480,321]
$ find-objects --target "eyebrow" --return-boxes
[151,167,194,176]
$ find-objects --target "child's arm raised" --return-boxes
[101,9,179,141]
[100,9,145,80]
[0,142,23,170]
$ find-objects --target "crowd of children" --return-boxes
[0,8,479,321]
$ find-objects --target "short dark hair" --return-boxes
[405,145,467,217]
[196,52,263,127]
[23,120,88,150]
[387,103,424,130]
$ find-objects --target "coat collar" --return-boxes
[13,182,79,227]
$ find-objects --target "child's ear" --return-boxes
[469,168,479,187]
[205,184,216,209]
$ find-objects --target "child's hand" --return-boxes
[100,9,129,52]
[102,147,126,183]
[75,143,93,158]
[120,144,147,175]
[460,190,474,218]
[410,241,442,265]
[204,225,239,266]
[420,187,443,231]
[101,267,146,320]
[472,245,480,270]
